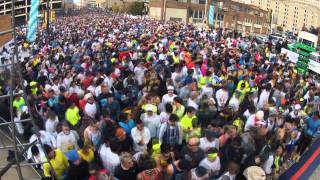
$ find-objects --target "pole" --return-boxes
[9,0,23,179]
[218,2,222,29]
[0,141,37,178]
[216,2,219,29]
[204,0,208,22]
[270,10,274,34]
[163,0,167,22]
[47,0,50,34]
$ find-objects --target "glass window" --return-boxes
[199,11,203,19]
[199,0,206,4]
[193,11,198,19]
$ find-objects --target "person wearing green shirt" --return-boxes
[173,97,185,119]
[65,102,81,127]
[180,107,199,141]
[198,71,213,89]
[236,80,250,103]
[13,96,25,111]
[29,81,38,95]
[180,106,197,130]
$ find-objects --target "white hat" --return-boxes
[255,111,264,121]
[84,93,93,101]
[145,104,153,112]
[243,166,266,180]
[21,106,28,113]
[167,86,174,91]
[44,84,52,92]
[294,104,301,110]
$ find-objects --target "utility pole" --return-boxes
[204,0,208,21]
[270,9,273,34]
[46,0,50,34]
[163,0,167,22]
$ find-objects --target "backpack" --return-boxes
[162,124,180,147]
[139,168,161,180]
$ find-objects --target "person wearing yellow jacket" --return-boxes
[65,102,81,127]
[172,97,185,119]
[198,71,213,89]
[180,107,199,140]
[236,80,250,102]
[29,81,38,95]
[43,144,69,179]
[13,95,26,112]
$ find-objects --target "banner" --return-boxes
[27,0,39,42]
[208,5,214,26]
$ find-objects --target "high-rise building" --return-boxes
[235,0,320,32]
[0,0,63,26]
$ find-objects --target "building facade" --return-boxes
[0,15,12,47]
[0,0,63,25]
[235,0,320,33]
[149,0,269,34]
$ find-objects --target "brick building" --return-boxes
[0,0,63,26]
[149,0,269,34]
[0,15,12,47]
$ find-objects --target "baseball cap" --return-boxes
[167,86,174,91]
[66,150,80,162]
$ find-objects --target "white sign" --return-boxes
[281,48,320,74]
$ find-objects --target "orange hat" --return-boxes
[115,128,126,141]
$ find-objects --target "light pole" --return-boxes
[162,0,167,22]
[204,0,208,22]
[46,0,50,34]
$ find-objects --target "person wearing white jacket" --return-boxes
[131,120,151,152]
[140,106,160,138]
[57,123,78,153]
[215,86,229,111]
[257,83,272,110]
[27,130,56,160]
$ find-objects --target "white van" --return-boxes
[310,52,320,63]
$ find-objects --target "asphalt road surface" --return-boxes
[0,130,40,180]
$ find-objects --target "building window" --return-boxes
[199,0,206,4]
[230,5,241,12]
[169,17,182,22]
[193,10,204,19]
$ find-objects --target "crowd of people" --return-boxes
[0,10,320,180]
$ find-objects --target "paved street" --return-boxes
[0,130,40,180]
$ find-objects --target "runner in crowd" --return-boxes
[0,9,319,180]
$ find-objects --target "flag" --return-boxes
[208,5,215,26]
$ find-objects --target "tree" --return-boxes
[127,2,145,16]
